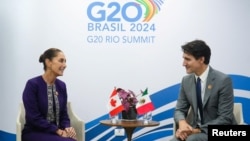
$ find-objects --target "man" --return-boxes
[170,40,237,141]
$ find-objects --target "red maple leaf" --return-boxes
[110,98,117,107]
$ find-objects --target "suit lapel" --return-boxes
[190,75,198,114]
[203,68,215,107]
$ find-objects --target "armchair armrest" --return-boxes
[67,102,85,141]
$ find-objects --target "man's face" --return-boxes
[182,53,203,75]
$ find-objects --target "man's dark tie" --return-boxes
[196,77,203,124]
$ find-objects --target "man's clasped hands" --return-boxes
[176,120,201,140]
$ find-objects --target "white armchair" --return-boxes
[16,102,25,141]
[67,102,85,141]
[16,102,85,141]
[233,103,245,125]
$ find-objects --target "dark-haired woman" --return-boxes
[22,48,77,141]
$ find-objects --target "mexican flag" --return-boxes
[108,87,124,117]
[136,88,155,115]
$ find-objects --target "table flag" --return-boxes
[108,87,124,117]
[136,88,155,115]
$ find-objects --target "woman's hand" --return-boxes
[65,127,77,140]
[56,129,68,138]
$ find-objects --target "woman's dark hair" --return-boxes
[39,48,62,70]
[181,39,211,65]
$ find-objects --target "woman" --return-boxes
[22,48,77,141]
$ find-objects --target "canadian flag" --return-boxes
[136,88,155,115]
[108,87,124,117]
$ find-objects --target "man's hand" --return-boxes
[176,128,192,140]
[175,120,203,140]
[175,120,193,140]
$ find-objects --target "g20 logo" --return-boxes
[87,2,142,22]
[87,1,164,22]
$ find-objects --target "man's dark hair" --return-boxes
[181,39,211,64]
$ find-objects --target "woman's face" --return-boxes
[47,52,67,76]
